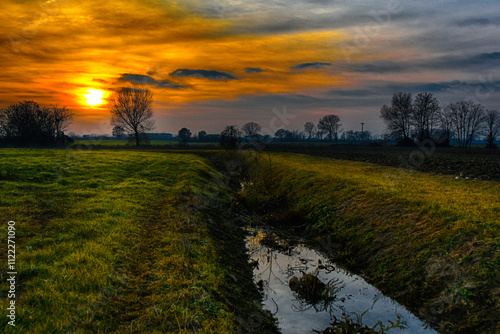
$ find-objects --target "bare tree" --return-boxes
[108,87,155,146]
[446,101,485,148]
[342,130,373,142]
[0,100,72,145]
[0,109,5,138]
[412,92,440,142]
[220,125,241,149]
[437,104,453,147]
[1,101,44,141]
[318,114,341,142]
[51,104,74,140]
[380,92,413,145]
[304,122,315,140]
[242,122,262,138]
[484,109,500,148]
[274,128,288,141]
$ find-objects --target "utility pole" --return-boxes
[361,123,364,132]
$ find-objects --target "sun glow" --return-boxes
[84,89,106,106]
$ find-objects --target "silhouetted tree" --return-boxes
[446,101,485,147]
[220,125,241,149]
[178,127,191,144]
[197,130,207,142]
[108,87,155,146]
[341,130,372,142]
[359,130,372,141]
[412,92,440,142]
[112,125,126,137]
[438,104,453,147]
[304,122,315,140]
[274,128,288,141]
[318,114,342,142]
[484,109,500,148]
[0,100,72,146]
[242,122,262,138]
[290,130,302,141]
[295,130,305,141]
[380,92,413,145]
[51,105,74,143]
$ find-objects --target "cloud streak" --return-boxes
[118,74,187,89]
[118,73,189,89]
[245,67,266,74]
[292,62,332,70]
[170,69,237,80]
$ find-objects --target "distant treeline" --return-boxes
[2,92,499,149]
[168,93,499,149]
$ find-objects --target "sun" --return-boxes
[84,89,106,106]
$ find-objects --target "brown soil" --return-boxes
[265,144,500,182]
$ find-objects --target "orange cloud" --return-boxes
[1,0,359,127]
[6,0,480,135]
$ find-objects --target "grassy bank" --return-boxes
[0,148,275,333]
[239,152,499,333]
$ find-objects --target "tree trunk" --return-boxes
[135,131,140,146]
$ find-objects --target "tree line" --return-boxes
[380,92,500,148]
[0,100,73,146]
[1,87,499,148]
[109,88,499,148]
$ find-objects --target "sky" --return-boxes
[1,0,500,136]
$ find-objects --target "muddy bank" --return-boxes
[200,212,279,333]
[182,188,280,332]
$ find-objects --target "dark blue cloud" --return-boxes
[245,67,265,74]
[326,89,372,97]
[327,79,500,101]
[118,73,187,89]
[292,61,332,70]
[455,17,497,27]
[347,61,407,73]
[413,80,500,94]
[292,62,331,70]
[468,52,500,63]
[347,52,500,74]
[171,69,237,80]
[431,52,500,70]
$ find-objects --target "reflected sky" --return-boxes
[245,228,438,333]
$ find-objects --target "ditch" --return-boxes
[200,150,497,333]
[244,225,438,333]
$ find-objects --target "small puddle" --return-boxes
[245,228,438,333]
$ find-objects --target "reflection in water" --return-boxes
[245,228,438,334]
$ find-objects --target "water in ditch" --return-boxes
[245,228,438,334]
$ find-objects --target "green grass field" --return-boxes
[0,148,276,333]
[240,152,499,333]
[1,147,498,333]
[72,139,219,147]
[74,139,177,146]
